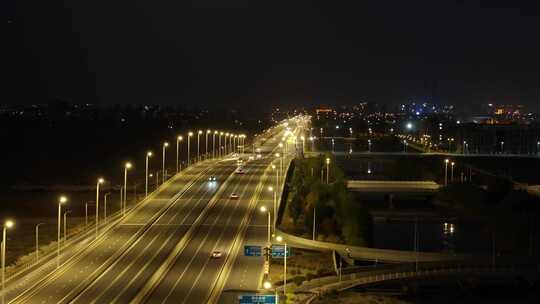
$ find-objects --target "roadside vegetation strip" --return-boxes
[206,160,273,304]
[10,164,212,304]
[130,165,239,303]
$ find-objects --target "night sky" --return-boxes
[6,1,540,108]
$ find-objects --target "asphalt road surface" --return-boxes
[6,116,307,303]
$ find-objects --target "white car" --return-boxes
[230,193,239,199]
[256,154,262,159]
[211,251,223,259]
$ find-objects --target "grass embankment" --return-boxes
[281,155,373,247]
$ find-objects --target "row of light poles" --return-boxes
[0,128,247,303]
[261,125,308,301]
[444,159,456,186]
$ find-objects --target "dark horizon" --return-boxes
[6,1,540,109]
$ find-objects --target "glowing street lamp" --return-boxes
[444,159,449,186]
[451,162,455,183]
[145,151,153,197]
[1,220,14,304]
[162,142,169,182]
[197,130,203,161]
[187,132,193,165]
[275,153,282,181]
[326,157,330,184]
[206,130,211,159]
[123,162,132,216]
[95,178,105,238]
[260,206,271,246]
[213,131,218,158]
[263,280,272,290]
[57,196,67,268]
[176,136,183,173]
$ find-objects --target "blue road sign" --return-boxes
[244,245,262,256]
[238,294,277,304]
[271,245,291,258]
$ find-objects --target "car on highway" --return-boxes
[256,154,262,159]
[211,251,223,259]
[235,168,245,174]
[208,175,217,182]
[230,193,239,199]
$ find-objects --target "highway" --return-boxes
[9,160,235,303]
[5,116,307,303]
[137,127,293,303]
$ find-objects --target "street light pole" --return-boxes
[35,222,44,262]
[187,132,193,165]
[57,196,67,268]
[196,130,202,161]
[145,151,152,197]
[224,133,229,155]
[206,130,210,159]
[162,142,169,182]
[275,153,282,184]
[96,178,104,239]
[260,206,271,247]
[63,210,71,242]
[119,187,123,215]
[451,162,455,183]
[312,206,316,241]
[1,220,14,304]
[276,236,287,301]
[123,162,132,216]
[326,157,330,184]
[104,193,111,224]
[197,130,202,162]
[176,136,183,173]
[444,159,449,186]
[219,132,223,157]
[268,186,277,232]
[213,131,217,158]
[85,202,89,229]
